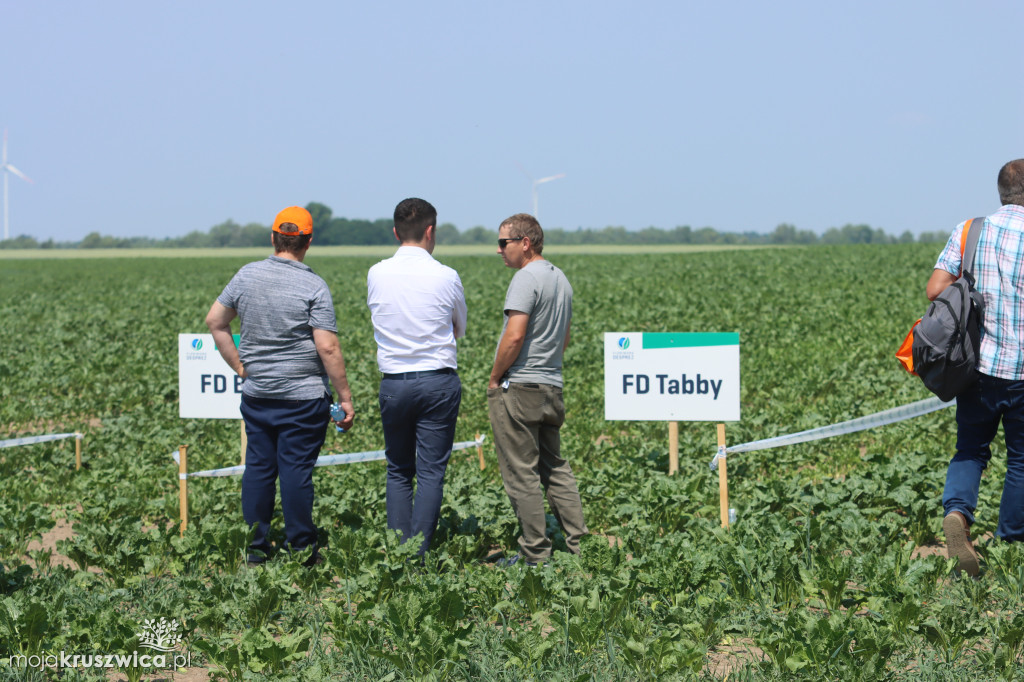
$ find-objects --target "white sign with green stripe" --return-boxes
[604,332,740,421]
[179,333,243,419]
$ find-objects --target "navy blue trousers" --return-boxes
[240,393,330,562]
[379,371,462,554]
[944,374,1024,541]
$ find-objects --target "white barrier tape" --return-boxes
[188,465,246,479]
[709,396,952,469]
[315,449,387,467]
[176,435,486,479]
[0,432,83,449]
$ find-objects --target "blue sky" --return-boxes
[2,1,1022,242]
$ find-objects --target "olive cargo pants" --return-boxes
[487,382,587,562]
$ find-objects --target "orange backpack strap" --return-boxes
[954,218,970,254]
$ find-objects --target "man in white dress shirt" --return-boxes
[367,198,468,555]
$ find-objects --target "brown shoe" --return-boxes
[943,511,980,577]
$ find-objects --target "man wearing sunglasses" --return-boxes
[488,213,587,567]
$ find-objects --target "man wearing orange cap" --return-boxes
[206,206,355,567]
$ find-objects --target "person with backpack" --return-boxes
[926,159,1024,576]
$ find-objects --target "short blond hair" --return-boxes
[500,213,544,254]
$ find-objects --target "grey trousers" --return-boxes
[487,382,587,562]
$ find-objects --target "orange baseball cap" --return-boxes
[272,206,313,235]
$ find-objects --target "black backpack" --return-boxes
[911,217,986,402]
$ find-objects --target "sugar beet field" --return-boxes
[3,244,1024,681]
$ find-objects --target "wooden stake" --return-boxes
[476,433,485,471]
[240,420,247,466]
[717,423,729,528]
[75,435,82,471]
[178,445,188,537]
[668,422,679,475]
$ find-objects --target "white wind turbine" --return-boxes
[516,163,565,221]
[2,129,34,241]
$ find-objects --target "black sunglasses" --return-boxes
[498,237,524,249]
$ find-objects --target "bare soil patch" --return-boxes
[23,504,101,574]
[25,517,77,570]
[705,638,766,678]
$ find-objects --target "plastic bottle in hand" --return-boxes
[330,403,347,433]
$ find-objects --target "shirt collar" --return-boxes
[268,254,312,271]
[395,245,433,259]
[996,204,1024,218]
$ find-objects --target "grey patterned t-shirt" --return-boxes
[217,255,337,400]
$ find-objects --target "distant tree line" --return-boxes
[0,201,951,249]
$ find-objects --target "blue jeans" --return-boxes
[240,393,330,562]
[379,371,462,555]
[943,374,1024,541]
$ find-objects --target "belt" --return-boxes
[381,367,456,380]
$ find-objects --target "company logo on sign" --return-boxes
[185,338,207,361]
[612,335,635,360]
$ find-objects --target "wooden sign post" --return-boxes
[178,445,189,536]
[717,423,729,527]
[475,433,485,470]
[668,422,679,475]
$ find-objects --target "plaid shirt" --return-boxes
[935,204,1024,380]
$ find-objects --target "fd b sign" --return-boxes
[604,332,740,421]
[178,334,243,419]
